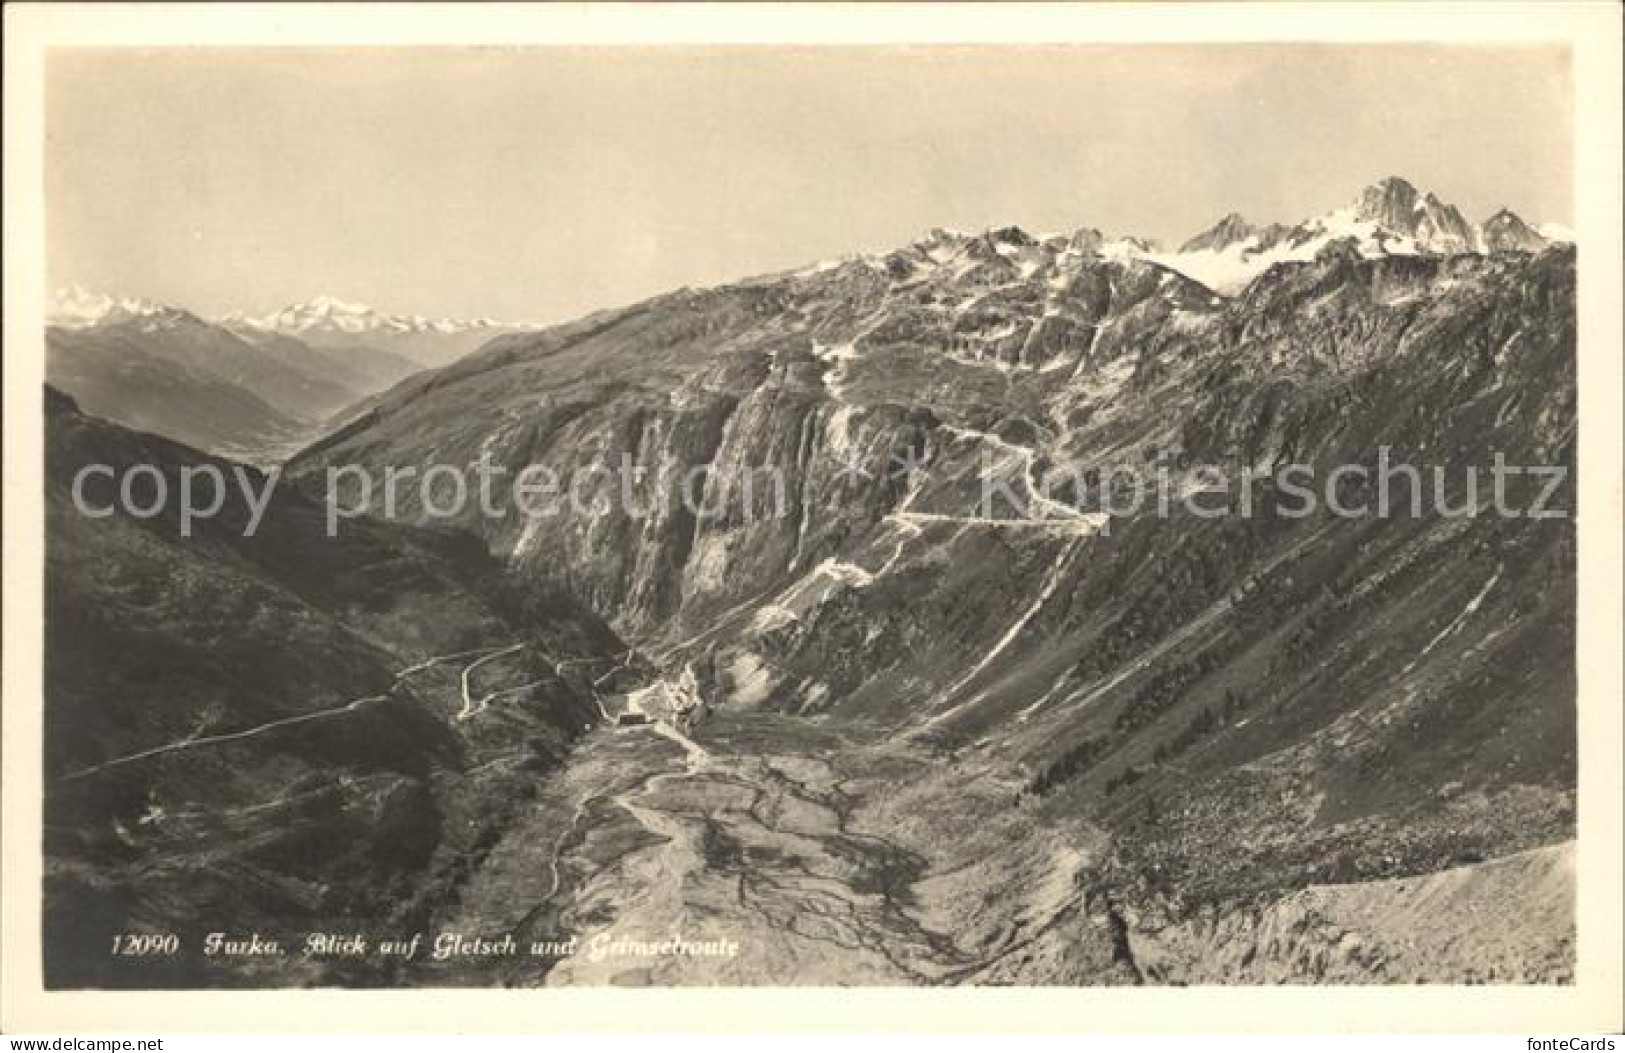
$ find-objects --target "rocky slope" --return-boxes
[284,181,1576,982]
[1129,841,1575,984]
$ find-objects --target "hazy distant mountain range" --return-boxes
[46,289,541,461]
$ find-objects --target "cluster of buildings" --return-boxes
[604,664,709,731]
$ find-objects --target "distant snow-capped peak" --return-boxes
[49,285,176,329]
[230,296,524,337]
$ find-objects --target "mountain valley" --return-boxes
[46,177,1579,986]
[46,290,538,462]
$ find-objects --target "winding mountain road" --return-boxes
[64,642,530,780]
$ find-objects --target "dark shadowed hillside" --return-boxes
[44,388,628,987]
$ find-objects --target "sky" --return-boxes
[47,45,1572,324]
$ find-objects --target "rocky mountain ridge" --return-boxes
[1150,176,1567,293]
[221,295,540,368]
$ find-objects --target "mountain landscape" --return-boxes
[45,177,1578,986]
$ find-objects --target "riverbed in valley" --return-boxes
[417,709,1122,986]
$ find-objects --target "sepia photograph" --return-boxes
[3,0,1621,1037]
